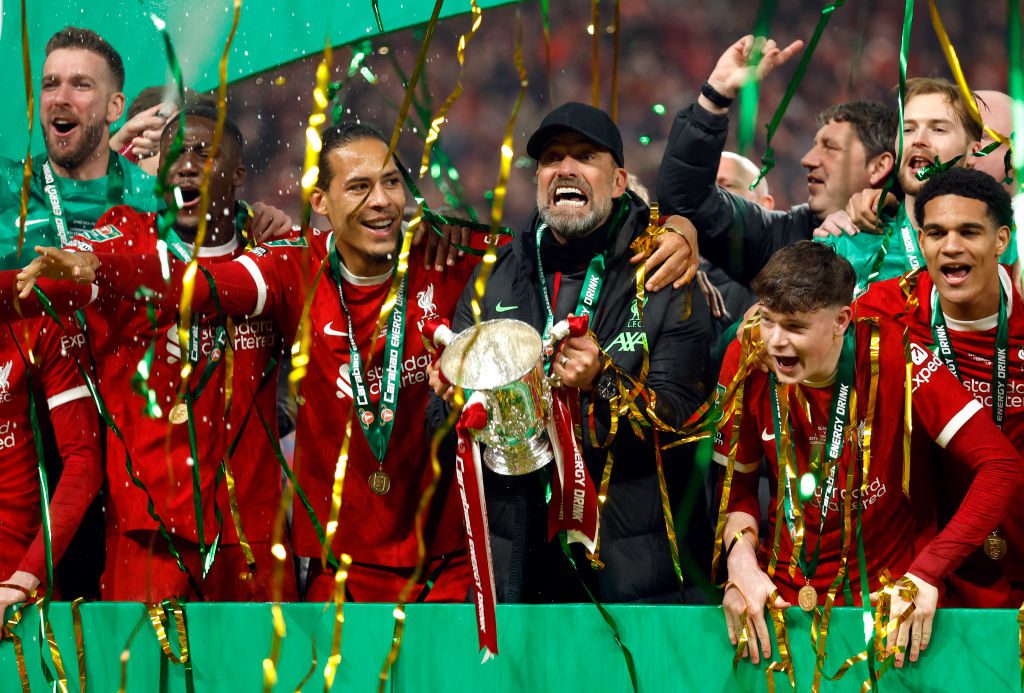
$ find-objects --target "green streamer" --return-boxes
[736,0,776,157]
[751,1,846,188]
[1007,0,1024,194]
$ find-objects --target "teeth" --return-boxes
[555,187,583,196]
[364,220,392,229]
[555,199,586,208]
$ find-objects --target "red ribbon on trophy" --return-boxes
[454,395,499,660]
[546,314,601,552]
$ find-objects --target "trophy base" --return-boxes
[483,435,553,476]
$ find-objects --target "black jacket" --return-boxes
[429,193,714,603]
[656,102,819,286]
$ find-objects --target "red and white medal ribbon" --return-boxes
[547,387,600,552]
[546,314,600,551]
[454,394,499,661]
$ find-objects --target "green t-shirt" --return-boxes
[817,204,924,297]
[818,202,1019,296]
[0,154,157,269]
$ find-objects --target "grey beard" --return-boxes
[537,198,611,240]
[45,120,105,172]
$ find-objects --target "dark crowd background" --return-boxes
[217,0,1010,230]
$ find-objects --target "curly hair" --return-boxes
[915,167,1013,229]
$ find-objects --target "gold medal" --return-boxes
[798,584,817,612]
[984,530,1008,561]
[168,403,189,425]
[368,469,391,496]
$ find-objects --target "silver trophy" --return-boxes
[432,318,570,475]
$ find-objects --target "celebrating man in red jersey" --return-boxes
[859,167,1024,608]
[3,104,294,602]
[0,317,101,622]
[714,241,1021,668]
[22,123,478,602]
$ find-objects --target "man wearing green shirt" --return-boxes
[817,78,984,294]
[0,27,158,270]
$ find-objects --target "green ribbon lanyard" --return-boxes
[163,230,229,400]
[861,204,922,294]
[39,154,126,247]
[327,250,408,463]
[931,284,1009,427]
[533,198,631,372]
[769,329,855,582]
[162,229,229,571]
[534,223,606,351]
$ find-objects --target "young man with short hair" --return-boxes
[858,167,1024,608]
[819,78,985,291]
[715,240,1020,668]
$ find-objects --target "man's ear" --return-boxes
[759,193,776,211]
[835,305,853,335]
[612,166,628,197]
[310,188,329,216]
[106,91,126,126]
[867,151,894,187]
[963,139,983,168]
[996,224,1012,257]
[233,164,246,188]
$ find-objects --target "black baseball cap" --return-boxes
[526,102,625,166]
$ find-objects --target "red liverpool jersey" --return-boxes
[240,229,474,566]
[0,317,100,578]
[91,226,477,567]
[861,267,1024,607]
[714,311,1019,604]
[67,205,282,547]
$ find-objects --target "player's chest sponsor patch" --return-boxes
[76,224,124,244]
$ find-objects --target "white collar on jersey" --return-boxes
[189,234,241,258]
[326,230,398,287]
[933,264,1014,332]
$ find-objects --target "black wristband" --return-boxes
[701,81,734,109]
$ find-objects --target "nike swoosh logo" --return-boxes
[761,427,776,442]
[322,321,348,337]
[495,302,518,313]
[14,216,49,230]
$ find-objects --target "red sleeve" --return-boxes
[713,338,762,521]
[0,271,95,323]
[906,342,1024,584]
[17,325,102,578]
[94,251,268,317]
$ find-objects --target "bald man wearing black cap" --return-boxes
[430,102,714,604]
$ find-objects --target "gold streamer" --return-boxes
[262,483,294,693]
[709,318,762,580]
[897,271,922,499]
[3,606,30,693]
[42,605,70,692]
[323,553,354,690]
[591,0,601,107]
[418,0,482,178]
[586,450,615,569]
[610,0,621,121]
[379,5,492,690]
[287,38,333,397]
[177,0,243,369]
[765,591,795,692]
[117,608,149,693]
[292,630,318,693]
[654,431,684,591]
[71,597,86,693]
[928,0,1009,144]
[220,320,256,575]
[811,391,859,692]
[147,599,189,665]
[15,0,34,262]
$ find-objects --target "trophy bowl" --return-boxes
[439,319,553,475]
